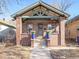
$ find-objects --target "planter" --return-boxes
[31,31,36,39]
[45,31,49,39]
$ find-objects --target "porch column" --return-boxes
[59,17,66,46]
[56,23,59,46]
[16,17,22,45]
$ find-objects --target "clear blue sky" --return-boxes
[0,0,79,19]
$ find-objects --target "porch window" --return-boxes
[47,24,56,34]
[48,24,55,30]
[27,24,33,34]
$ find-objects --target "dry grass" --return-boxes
[0,45,30,59]
[50,49,79,59]
[0,44,79,59]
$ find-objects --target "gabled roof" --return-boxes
[11,0,69,18]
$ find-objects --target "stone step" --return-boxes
[30,48,52,59]
[35,39,41,42]
[36,36,43,39]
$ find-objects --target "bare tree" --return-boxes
[0,0,22,14]
[0,0,73,14]
[53,0,73,11]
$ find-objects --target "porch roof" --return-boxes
[11,0,69,18]
[22,16,59,20]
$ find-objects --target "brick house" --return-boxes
[12,1,69,47]
[66,15,79,46]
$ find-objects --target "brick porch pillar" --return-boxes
[47,40,50,47]
[59,17,66,46]
[16,17,22,45]
[31,40,34,47]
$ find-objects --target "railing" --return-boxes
[21,33,29,38]
[21,33,31,46]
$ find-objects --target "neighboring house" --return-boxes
[0,20,16,44]
[12,0,69,47]
[66,15,79,46]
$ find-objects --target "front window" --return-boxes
[27,24,33,34]
[47,24,56,34]
[48,24,55,30]
[48,24,52,30]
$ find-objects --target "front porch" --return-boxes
[13,0,69,48]
[16,16,66,47]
